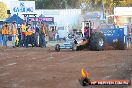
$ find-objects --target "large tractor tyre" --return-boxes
[55,44,60,52]
[89,32,105,51]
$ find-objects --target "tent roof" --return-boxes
[5,14,24,24]
[39,14,45,18]
[0,21,4,25]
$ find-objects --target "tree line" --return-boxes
[19,0,132,10]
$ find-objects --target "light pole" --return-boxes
[102,0,105,20]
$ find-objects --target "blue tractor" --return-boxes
[55,21,105,52]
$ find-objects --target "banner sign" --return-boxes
[30,17,54,23]
[10,1,35,13]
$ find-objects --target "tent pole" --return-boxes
[17,13,18,28]
[35,15,36,27]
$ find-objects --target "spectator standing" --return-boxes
[34,26,39,47]
[45,23,49,43]
[56,31,59,41]
[25,24,34,48]
[2,23,9,47]
[52,28,55,41]
[39,22,46,48]
[20,21,27,47]
[11,22,18,48]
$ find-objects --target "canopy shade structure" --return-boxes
[4,14,24,24]
[39,14,45,18]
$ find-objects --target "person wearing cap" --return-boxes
[11,22,18,48]
[1,22,9,47]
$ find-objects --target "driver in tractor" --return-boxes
[76,25,91,48]
[84,26,90,39]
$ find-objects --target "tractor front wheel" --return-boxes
[55,44,60,52]
[72,44,78,51]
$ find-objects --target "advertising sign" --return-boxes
[30,17,54,24]
[10,1,35,13]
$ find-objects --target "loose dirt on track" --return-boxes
[0,48,132,88]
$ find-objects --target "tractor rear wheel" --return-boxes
[89,32,105,51]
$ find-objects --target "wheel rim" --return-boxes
[98,38,104,47]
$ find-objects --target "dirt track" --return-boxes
[0,48,132,88]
